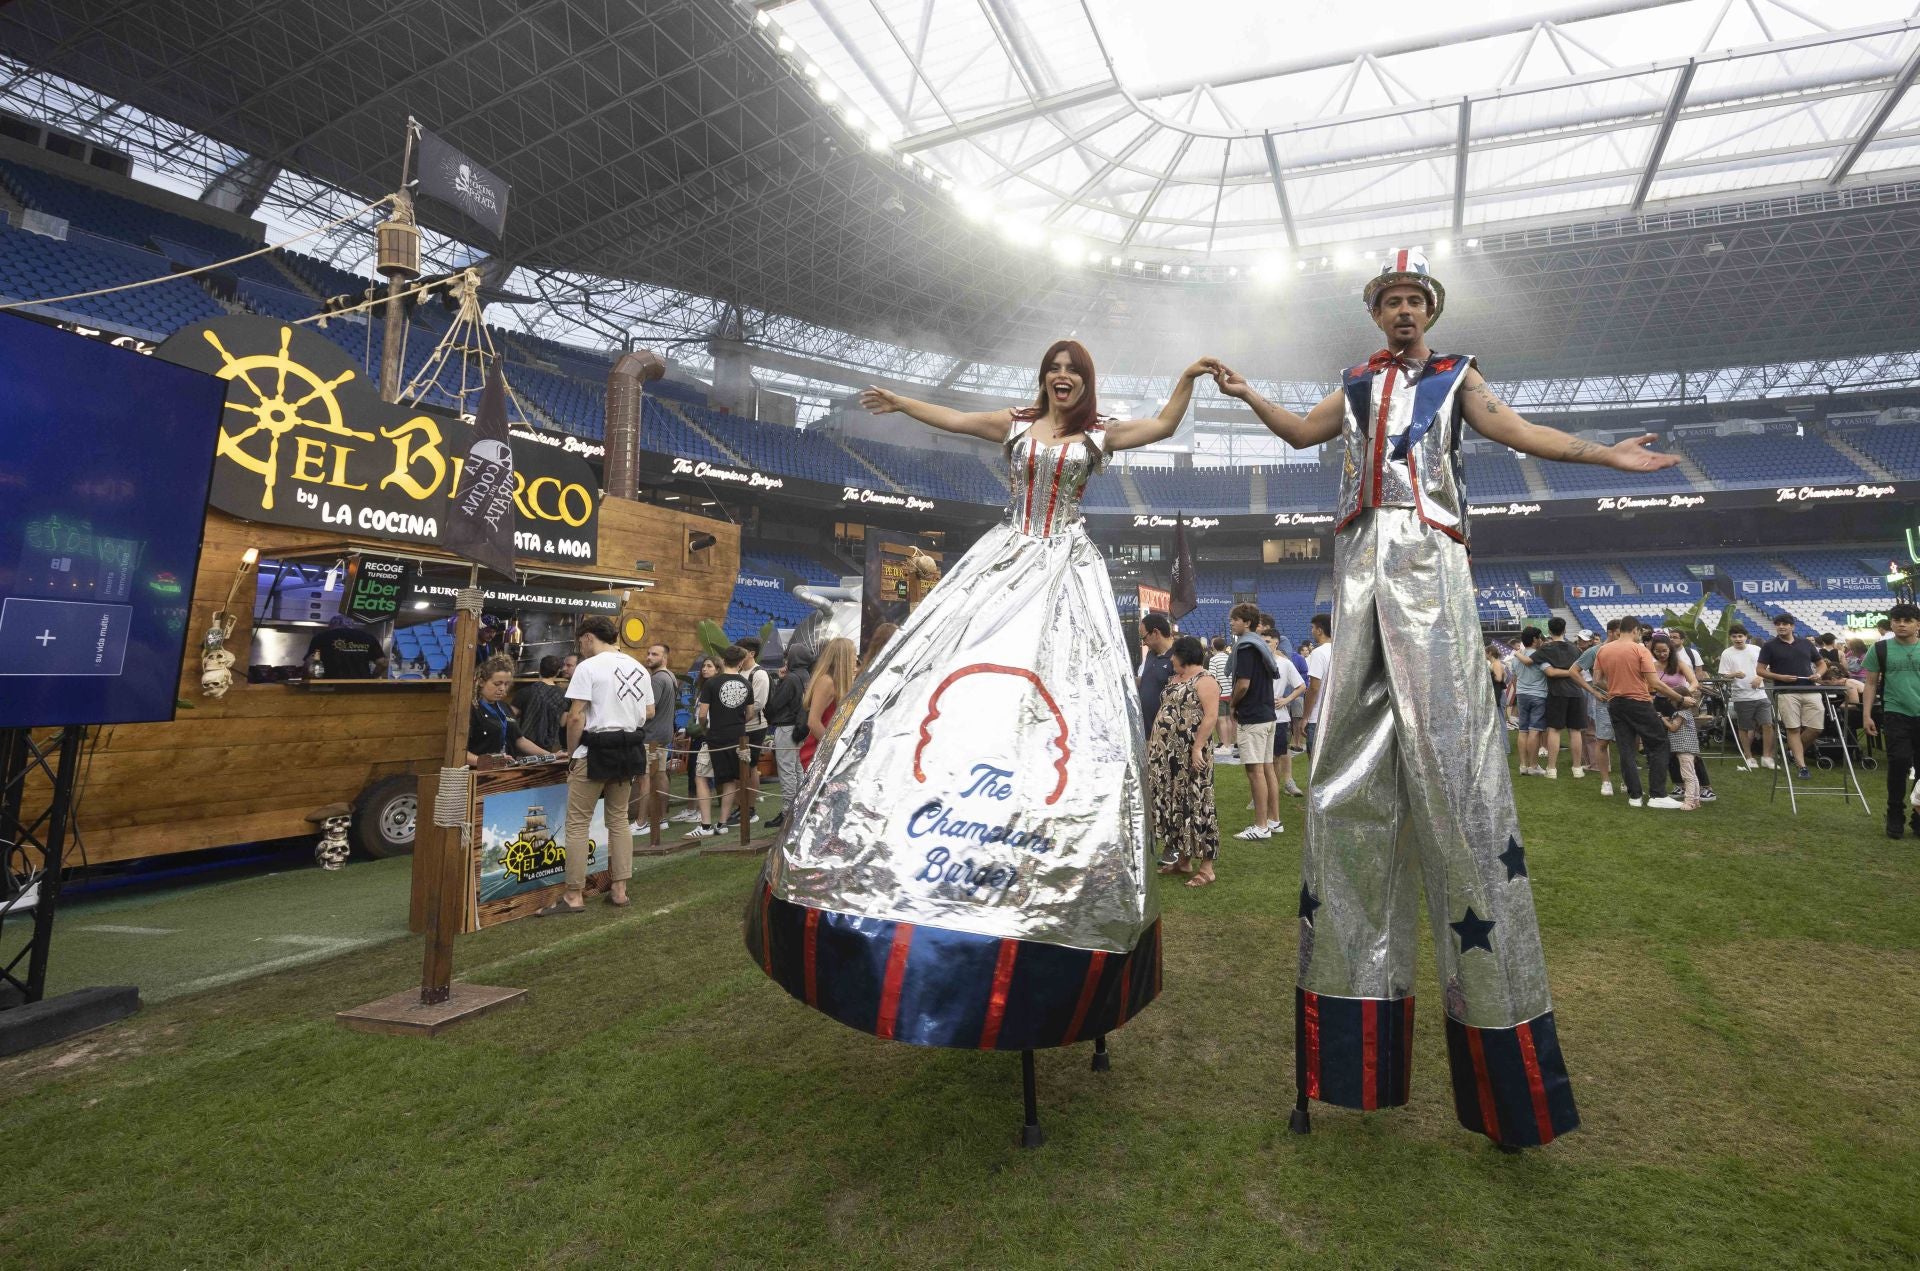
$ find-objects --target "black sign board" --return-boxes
[343,555,411,624]
[399,575,621,617]
[154,317,599,564]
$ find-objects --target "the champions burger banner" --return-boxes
[154,316,600,563]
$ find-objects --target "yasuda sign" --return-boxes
[156,317,600,563]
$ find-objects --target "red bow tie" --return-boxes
[1365,349,1421,375]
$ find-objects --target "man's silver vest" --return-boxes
[1333,352,1477,546]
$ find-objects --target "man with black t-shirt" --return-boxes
[1758,613,1823,779]
[304,616,388,679]
[1537,616,1588,779]
[693,644,753,837]
[1228,602,1281,840]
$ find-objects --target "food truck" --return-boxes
[66,316,738,865]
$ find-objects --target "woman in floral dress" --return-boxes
[1150,635,1222,887]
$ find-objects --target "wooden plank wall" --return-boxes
[39,500,738,865]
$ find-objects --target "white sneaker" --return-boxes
[1599,781,1614,796]
[1645,796,1688,810]
[1268,822,1284,835]
[671,808,700,823]
[1744,760,1760,771]
[1233,825,1271,841]
[1572,766,1585,779]
[1284,781,1303,797]
[1543,767,1557,780]
[1760,757,1776,770]
[684,824,715,838]
[1627,796,1645,807]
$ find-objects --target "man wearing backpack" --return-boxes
[731,636,774,830]
[1862,601,1920,839]
[763,646,811,831]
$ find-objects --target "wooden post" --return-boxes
[420,568,482,1003]
[737,740,753,849]
[646,745,664,849]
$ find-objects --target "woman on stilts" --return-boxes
[745,340,1214,1057]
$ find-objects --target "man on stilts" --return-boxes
[1213,249,1678,1148]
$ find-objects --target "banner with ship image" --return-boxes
[474,782,606,924]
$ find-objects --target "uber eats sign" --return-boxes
[157,317,600,563]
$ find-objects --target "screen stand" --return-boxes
[0,727,141,1057]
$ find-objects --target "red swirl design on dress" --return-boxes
[911,662,1071,804]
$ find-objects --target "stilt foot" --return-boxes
[1288,1107,1312,1135]
[1019,1123,1046,1149]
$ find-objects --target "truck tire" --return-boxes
[352,775,419,858]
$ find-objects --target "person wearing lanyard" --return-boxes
[467,654,558,766]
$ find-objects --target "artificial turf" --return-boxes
[2,752,1916,1269]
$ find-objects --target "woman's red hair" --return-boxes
[1031,339,1099,436]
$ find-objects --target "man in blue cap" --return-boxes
[1212,248,1679,1148]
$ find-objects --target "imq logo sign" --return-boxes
[155,317,599,562]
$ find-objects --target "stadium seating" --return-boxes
[1464,448,1533,502]
[1128,467,1254,515]
[1832,423,1920,479]
[1532,453,1696,497]
[0,222,225,337]
[1681,432,1865,489]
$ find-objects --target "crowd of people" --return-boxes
[1118,597,1920,865]
[455,592,1920,911]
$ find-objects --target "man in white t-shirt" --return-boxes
[1268,632,1307,797]
[1716,623,1775,770]
[542,615,653,914]
[1302,613,1333,754]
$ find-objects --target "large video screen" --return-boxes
[0,315,226,727]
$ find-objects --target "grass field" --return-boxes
[3,752,1917,1269]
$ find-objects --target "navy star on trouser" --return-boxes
[1295,508,1577,1146]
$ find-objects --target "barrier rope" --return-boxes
[0,193,397,314]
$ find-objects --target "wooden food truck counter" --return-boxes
[64,500,740,867]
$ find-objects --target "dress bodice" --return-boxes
[1004,409,1109,537]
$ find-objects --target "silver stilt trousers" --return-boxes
[1296,508,1578,1146]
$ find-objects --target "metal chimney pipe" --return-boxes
[604,349,665,501]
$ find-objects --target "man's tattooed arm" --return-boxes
[1459,369,1643,466]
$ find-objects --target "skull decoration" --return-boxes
[200,614,239,699]
[307,802,354,871]
[200,645,237,699]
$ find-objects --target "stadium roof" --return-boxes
[6,0,1920,399]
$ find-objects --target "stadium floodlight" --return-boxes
[845,106,867,129]
[1465,237,1481,248]
[1332,248,1354,269]
[1051,235,1085,264]
[817,81,839,103]
[1178,265,1191,277]
[955,187,993,221]
[1087,249,1105,264]
[1132,260,1146,271]
[802,61,819,78]
[867,132,888,152]
[1228,265,1239,278]
[1160,264,1173,276]
[1110,255,1123,267]
[1433,238,1453,257]
[1260,252,1289,283]
[998,216,1044,247]
[777,34,795,52]
[755,10,771,27]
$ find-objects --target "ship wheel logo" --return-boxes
[205,325,371,509]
